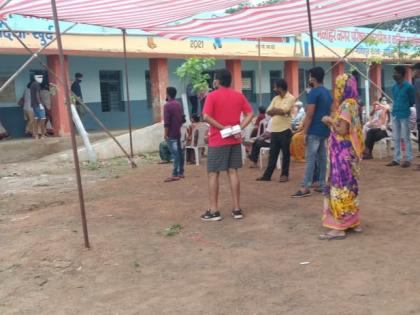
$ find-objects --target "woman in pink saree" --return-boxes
[319,74,364,240]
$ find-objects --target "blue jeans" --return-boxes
[392,117,412,162]
[167,138,184,177]
[303,134,327,189]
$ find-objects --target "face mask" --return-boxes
[35,76,43,84]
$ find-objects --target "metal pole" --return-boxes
[3,22,138,168]
[0,0,14,10]
[258,38,262,107]
[0,22,77,94]
[296,24,383,100]
[309,32,393,101]
[306,0,316,67]
[0,55,37,94]
[327,23,383,75]
[51,0,90,249]
[122,29,134,159]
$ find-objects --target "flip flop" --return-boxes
[164,177,180,182]
[351,227,363,233]
[319,233,346,241]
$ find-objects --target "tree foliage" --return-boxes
[225,0,283,14]
[175,58,216,94]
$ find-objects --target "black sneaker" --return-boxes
[201,210,222,221]
[232,209,243,219]
[291,190,312,198]
[386,161,399,166]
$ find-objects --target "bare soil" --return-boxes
[1,153,420,315]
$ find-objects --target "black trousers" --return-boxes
[189,95,199,115]
[249,138,270,163]
[262,129,292,178]
[365,128,388,153]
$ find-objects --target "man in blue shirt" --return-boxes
[292,67,332,198]
[386,65,416,168]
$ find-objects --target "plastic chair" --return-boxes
[259,147,281,170]
[185,124,208,165]
[376,137,393,159]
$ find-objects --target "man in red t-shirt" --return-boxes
[201,68,254,221]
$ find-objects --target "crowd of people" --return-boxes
[161,62,420,240]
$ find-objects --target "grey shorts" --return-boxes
[207,144,242,172]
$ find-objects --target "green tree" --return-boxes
[175,57,216,94]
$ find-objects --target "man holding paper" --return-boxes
[201,69,254,221]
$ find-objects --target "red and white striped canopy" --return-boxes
[144,0,420,39]
[0,0,243,29]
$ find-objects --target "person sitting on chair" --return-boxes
[248,118,272,168]
[363,102,391,160]
[363,97,389,137]
[250,106,267,138]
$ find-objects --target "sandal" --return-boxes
[164,177,180,182]
[319,232,346,240]
[351,226,363,233]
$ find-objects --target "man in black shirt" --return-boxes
[71,72,84,116]
[30,74,46,139]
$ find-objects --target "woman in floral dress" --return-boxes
[319,74,364,240]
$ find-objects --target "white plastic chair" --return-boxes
[375,137,393,159]
[185,124,208,165]
[259,147,281,170]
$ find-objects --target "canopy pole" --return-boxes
[258,38,262,107]
[3,22,137,168]
[309,32,393,102]
[2,22,137,168]
[295,23,383,100]
[0,0,14,10]
[328,23,382,74]
[306,0,316,67]
[121,29,134,159]
[0,21,77,94]
[51,0,90,249]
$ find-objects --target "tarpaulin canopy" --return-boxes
[143,0,420,39]
[0,0,243,29]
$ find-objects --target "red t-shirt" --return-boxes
[202,87,253,147]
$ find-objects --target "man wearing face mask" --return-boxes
[71,73,84,116]
[257,79,295,182]
[30,74,46,139]
[292,67,333,198]
[200,68,254,221]
[386,65,416,168]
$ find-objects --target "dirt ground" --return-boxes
[1,150,420,315]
